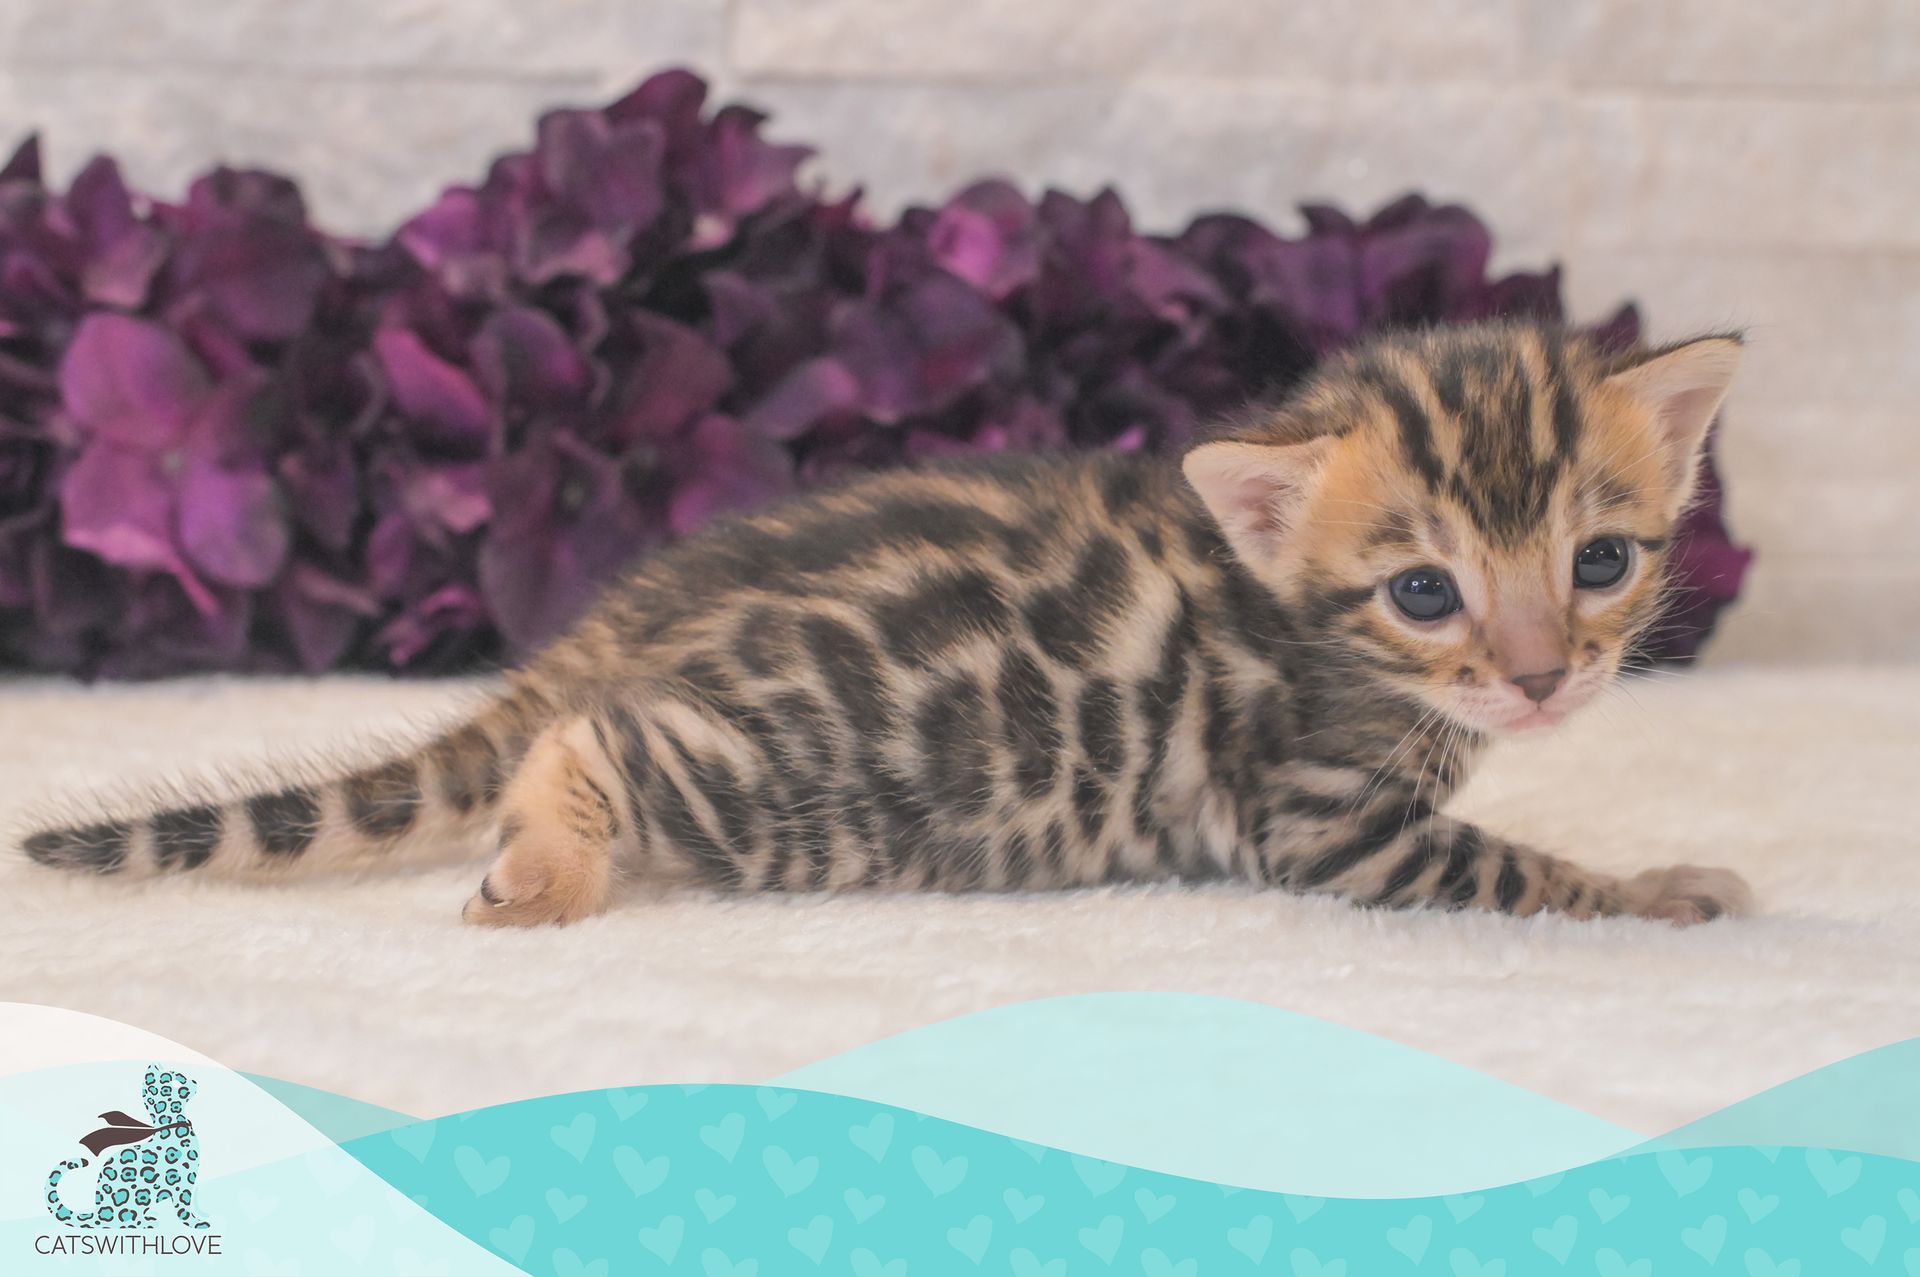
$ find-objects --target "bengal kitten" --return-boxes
[24,322,1753,929]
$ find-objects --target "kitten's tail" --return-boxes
[20,686,551,881]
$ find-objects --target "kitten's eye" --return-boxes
[1574,536,1630,589]
[1387,567,1461,621]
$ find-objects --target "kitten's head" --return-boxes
[1183,323,1741,734]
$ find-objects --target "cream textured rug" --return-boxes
[3,666,1916,1134]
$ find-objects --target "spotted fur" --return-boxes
[23,322,1752,928]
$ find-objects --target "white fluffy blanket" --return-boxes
[3,667,1915,1133]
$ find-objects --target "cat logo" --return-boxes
[35,1064,222,1255]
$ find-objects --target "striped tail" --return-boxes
[21,691,547,881]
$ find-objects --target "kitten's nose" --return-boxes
[1509,669,1566,704]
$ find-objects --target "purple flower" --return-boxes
[832,271,1023,424]
[163,167,329,340]
[55,315,291,610]
[478,432,657,653]
[607,314,731,445]
[372,328,494,453]
[925,180,1042,300]
[64,157,168,309]
[0,70,1751,677]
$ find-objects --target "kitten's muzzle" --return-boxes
[1509,668,1566,704]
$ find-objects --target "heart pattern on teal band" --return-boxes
[346,1087,1920,1275]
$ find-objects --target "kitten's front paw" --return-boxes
[1624,865,1753,926]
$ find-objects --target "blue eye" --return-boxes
[1388,567,1461,620]
[1574,536,1629,588]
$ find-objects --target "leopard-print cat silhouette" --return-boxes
[46,1064,208,1230]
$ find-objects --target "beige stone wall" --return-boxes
[2,2,1911,661]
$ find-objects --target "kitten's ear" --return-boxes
[1603,334,1743,512]
[1182,436,1335,564]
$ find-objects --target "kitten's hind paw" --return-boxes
[460,715,618,928]
[459,856,611,928]
[1624,864,1754,926]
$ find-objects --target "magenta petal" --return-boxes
[59,314,211,447]
[405,461,493,535]
[366,510,418,598]
[667,414,795,534]
[472,305,591,409]
[478,437,654,651]
[517,206,628,286]
[1358,202,1493,322]
[178,223,329,340]
[58,440,219,616]
[394,187,512,297]
[697,105,811,223]
[606,67,708,134]
[536,110,666,235]
[929,180,1040,300]
[613,315,732,443]
[276,564,376,672]
[373,328,493,449]
[744,357,859,441]
[378,582,489,668]
[703,272,776,347]
[930,205,1035,300]
[1,134,41,183]
[396,187,489,270]
[833,273,1022,422]
[66,157,168,308]
[176,461,291,588]
[278,447,359,551]
[81,227,169,309]
[59,441,175,572]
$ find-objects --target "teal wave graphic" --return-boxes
[345,1084,1920,1276]
[773,992,1639,1196]
[11,1000,1920,1273]
[1636,1037,1920,1164]
[240,1072,417,1144]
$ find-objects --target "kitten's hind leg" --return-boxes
[462,716,627,928]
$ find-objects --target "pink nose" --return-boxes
[1509,669,1566,704]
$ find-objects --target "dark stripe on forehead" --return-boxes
[1434,338,1565,543]
[1430,341,1506,427]
[1430,354,1469,422]
[1356,363,1442,489]
[1538,333,1583,460]
[1505,350,1537,456]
